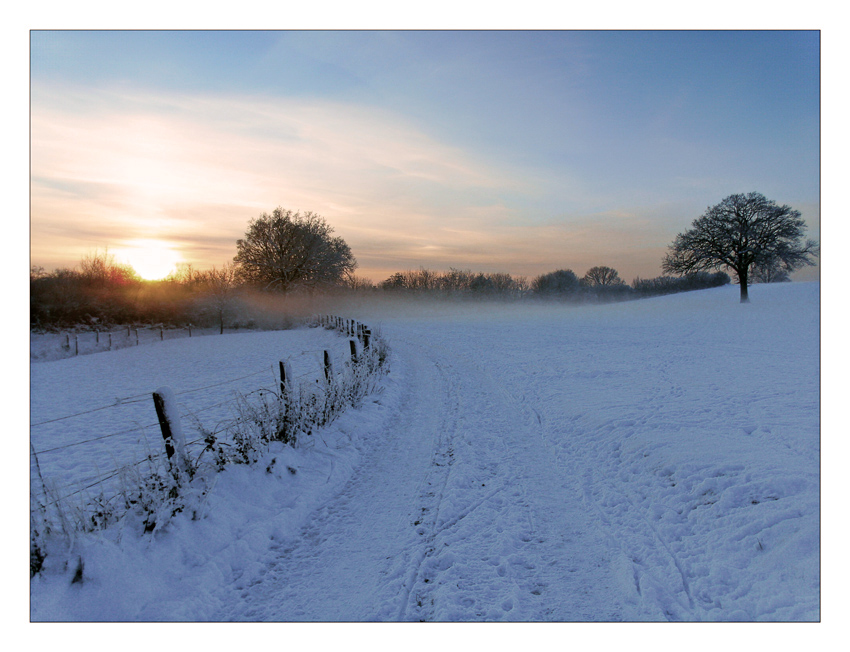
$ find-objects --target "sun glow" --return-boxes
[114,239,183,280]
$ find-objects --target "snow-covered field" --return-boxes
[29,283,820,623]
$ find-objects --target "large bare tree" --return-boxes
[234,208,356,292]
[662,192,818,303]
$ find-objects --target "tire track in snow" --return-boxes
[418,329,708,621]
[384,342,527,621]
[393,352,464,621]
[213,329,631,621]
[211,344,449,621]
[389,336,627,621]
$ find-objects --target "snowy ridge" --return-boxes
[31,283,819,621]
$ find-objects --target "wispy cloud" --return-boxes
[30,77,819,283]
[31,84,550,275]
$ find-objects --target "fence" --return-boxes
[30,315,385,569]
[30,323,295,363]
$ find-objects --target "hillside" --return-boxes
[30,283,820,622]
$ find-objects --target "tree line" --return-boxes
[30,253,241,331]
[376,265,730,301]
[30,192,818,329]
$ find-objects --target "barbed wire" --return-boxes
[173,367,273,396]
[32,343,351,428]
[31,401,139,427]
[33,453,165,510]
[31,420,162,456]
[31,315,376,514]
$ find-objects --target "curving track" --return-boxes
[213,336,629,621]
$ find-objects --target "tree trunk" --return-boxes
[739,270,750,303]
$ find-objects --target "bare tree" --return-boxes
[341,272,375,291]
[663,192,818,303]
[193,263,238,334]
[234,208,356,292]
[582,266,624,287]
[751,260,791,284]
[79,249,139,286]
[532,269,580,297]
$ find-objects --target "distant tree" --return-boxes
[193,263,238,334]
[379,268,524,299]
[469,273,494,295]
[406,268,440,292]
[440,268,477,294]
[79,249,140,287]
[532,269,580,297]
[580,266,631,301]
[341,273,375,292]
[662,192,818,303]
[751,260,792,284]
[513,275,531,298]
[581,266,624,287]
[486,272,522,298]
[234,208,356,292]
[632,271,730,298]
[378,268,441,292]
[379,272,408,291]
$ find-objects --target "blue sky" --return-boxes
[30,30,820,282]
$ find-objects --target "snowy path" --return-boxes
[213,336,626,621]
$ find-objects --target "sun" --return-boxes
[114,239,183,280]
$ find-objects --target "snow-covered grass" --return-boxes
[30,318,389,588]
[30,283,820,623]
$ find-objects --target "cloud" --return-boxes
[33,81,813,285]
[31,84,542,271]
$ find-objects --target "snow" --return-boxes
[29,283,820,625]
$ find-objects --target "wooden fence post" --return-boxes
[363,329,371,349]
[279,360,294,396]
[349,339,358,363]
[108,332,112,350]
[135,329,139,346]
[323,350,334,383]
[152,387,189,478]
[74,336,78,356]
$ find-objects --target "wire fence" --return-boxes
[30,315,379,526]
[30,323,295,363]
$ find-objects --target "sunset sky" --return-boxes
[30,29,820,283]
